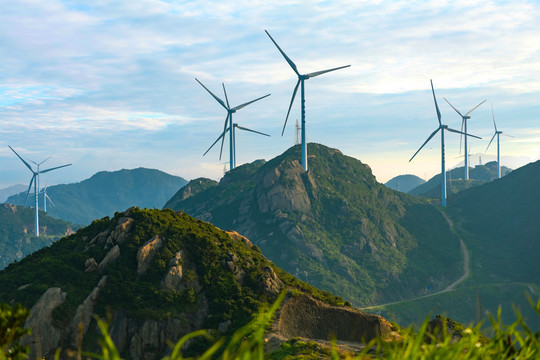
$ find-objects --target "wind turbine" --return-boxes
[9,146,71,236]
[486,104,512,179]
[443,97,486,180]
[409,80,481,207]
[196,79,270,171]
[41,181,55,213]
[265,30,351,171]
[232,123,270,168]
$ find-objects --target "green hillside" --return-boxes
[365,160,540,329]
[6,168,187,225]
[0,204,76,270]
[0,207,392,359]
[408,161,511,197]
[165,144,463,306]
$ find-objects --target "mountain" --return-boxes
[384,175,425,193]
[0,184,26,203]
[165,144,463,307]
[6,168,188,225]
[367,160,540,329]
[0,207,392,359]
[0,204,76,270]
[408,161,512,197]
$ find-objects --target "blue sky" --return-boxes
[1,0,539,189]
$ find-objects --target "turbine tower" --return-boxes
[196,79,270,171]
[409,80,481,207]
[443,97,485,180]
[41,181,55,213]
[265,30,350,171]
[9,146,71,236]
[486,104,511,179]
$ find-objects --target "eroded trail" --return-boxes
[360,210,470,311]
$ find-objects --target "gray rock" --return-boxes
[69,276,108,346]
[137,235,163,275]
[84,258,98,272]
[20,287,66,358]
[98,245,120,272]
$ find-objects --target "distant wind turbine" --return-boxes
[409,80,481,207]
[41,181,55,213]
[486,104,512,179]
[196,79,270,171]
[9,146,71,236]
[443,97,486,180]
[265,30,351,171]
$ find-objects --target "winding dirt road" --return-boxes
[360,210,470,311]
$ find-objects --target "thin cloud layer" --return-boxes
[1,0,539,187]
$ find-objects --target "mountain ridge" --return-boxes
[6,167,188,225]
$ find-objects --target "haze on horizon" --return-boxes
[1,0,539,189]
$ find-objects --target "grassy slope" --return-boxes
[165,144,462,307]
[368,161,540,329]
[0,208,344,336]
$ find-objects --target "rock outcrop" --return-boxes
[20,287,67,358]
[271,294,392,343]
[137,235,163,275]
[98,244,120,272]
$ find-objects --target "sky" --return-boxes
[1,0,539,190]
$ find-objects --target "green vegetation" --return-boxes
[6,168,187,225]
[0,204,76,270]
[0,207,344,356]
[164,144,463,306]
[0,303,30,360]
[6,293,539,359]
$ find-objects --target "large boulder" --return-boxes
[20,287,66,357]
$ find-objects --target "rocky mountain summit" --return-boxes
[0,207,392,359]
[165,144,464,306]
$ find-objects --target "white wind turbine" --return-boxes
[409,80,481,207]
[9,146,71,236]
[443,97,486,180]
[486,104,512,179]
[265,30,350,171]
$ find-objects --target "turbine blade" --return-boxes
[46,194,56,207]
[409,128,440,162]
[282,79,301,136]
[38,156,52,166]
[24,175,35,206]
[222,83,230,108]
[195,78,229,110]
[40,163,71,174]
[306,65,351,78]
[502,133,514,138]
[430,80,442,126]
[203,129,228,156]
[265,30,300,76]
[236,125,270,137]
[486,133,497,151]
[465,99,486,116]
[231,93,271,111]
[491,103,498,132]
[9,146,33,172]
[446,127,482,139]
[459,119,464,155]
[443,97,464,117]
[219,113,230,160]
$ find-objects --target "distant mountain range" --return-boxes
[0,184,26,203]
[384,175,425,193]
[165,144,463,306]
[5,168,188,225]
[408,161,512,197]
[0,204,76,270]
[0,207,392,358]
